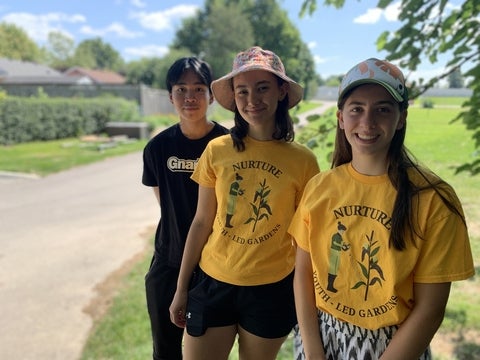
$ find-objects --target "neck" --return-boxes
[351,155,388,176]
[179,119,214,139]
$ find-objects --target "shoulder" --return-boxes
[146,124,178,144]
[207,134,232,147]
[212,122,230,135]
[284,141,317,158]
[308,164,349,185]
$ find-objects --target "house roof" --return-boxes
[0,58,63,78]
[64,67,126,84]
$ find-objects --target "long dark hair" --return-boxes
[230,76,294,152]
[333,89,466,250]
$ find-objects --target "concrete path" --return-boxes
[0,102,337,360]
[0,152,158,360]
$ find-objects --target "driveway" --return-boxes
[0,152,158,360]
[0,102,337,360]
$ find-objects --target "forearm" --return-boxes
[294,248,326,360]
[176,219,211,291]
[380,283,451,360]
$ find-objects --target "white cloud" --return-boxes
[80,22,143,39]
[308,41,317,50]
[1,12,86,42]
[314,54,327,65]
[353,2,400,24]
[131,5,199,32]
[130,0,146,8]
[124,44,169,59]
[383,3,401,21]
[354,8,383,24]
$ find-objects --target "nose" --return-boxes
[247,91,260,105]
[360,109,377,128]
[184,90,197,101]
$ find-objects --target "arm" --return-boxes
[294,246,327,360]
[380,282,451,360]
[153,187,160,204]
[169,185,217,328]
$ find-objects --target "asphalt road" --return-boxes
[0,151,158,360]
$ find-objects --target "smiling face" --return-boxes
[337,83,407,174]
[169,69,213,124]
[232,70,287,139]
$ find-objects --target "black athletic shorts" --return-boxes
[185,268,296,338]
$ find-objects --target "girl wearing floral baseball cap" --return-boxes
[289,58,474,359]
[169,46,320,359]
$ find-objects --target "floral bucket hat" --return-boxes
[211,46,304,111]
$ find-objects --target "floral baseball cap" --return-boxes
[211,46,304,111]
[338,58,409,106]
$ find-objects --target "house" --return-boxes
[0,58,75,84]
[64,67,126,84]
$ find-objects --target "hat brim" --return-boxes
[338,79,405,105]
[211,66,303,112]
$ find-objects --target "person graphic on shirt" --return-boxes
[327,221,349,293]
[225,172,244,228]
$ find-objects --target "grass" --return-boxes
[2,99,479,359]
[0,136,148,176]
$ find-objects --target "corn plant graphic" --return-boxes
[351,230,385,301]
[244,178,272,232]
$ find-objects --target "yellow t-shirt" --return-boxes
[289,163,474,329]
[192,135,320,286]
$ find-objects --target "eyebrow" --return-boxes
[234,79,271,89]
[347,99,396,106]
[174,82,206,86]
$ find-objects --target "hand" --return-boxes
[169,290,188,328]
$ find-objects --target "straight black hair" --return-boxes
[166,57,213,93]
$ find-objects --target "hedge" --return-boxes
[0,96,141,145]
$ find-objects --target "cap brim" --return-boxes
[338,79,405,105]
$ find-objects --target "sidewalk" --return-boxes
[0,152,158,360]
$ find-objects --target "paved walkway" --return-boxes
[0,152,158,360]
[0,102,336,360]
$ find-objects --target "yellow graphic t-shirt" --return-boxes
[192,135,320,286]
[289,163,474,330]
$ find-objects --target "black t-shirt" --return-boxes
[142,122,229,267]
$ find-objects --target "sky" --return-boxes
[0,0,456,82]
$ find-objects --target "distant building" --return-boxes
[0,58,74,84]
[64,67,126,84]
[0,58,171,115]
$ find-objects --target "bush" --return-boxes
[0,96,141,145]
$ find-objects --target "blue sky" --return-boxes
[0,0,455,82]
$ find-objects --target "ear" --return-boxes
[337,109,345,129]
[169,93,174,104]
[278,82,288,101]
[209,93,214,105]
[396,110,407,130]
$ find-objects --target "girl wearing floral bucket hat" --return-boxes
[169,46,319,359]
[289,58,474,359]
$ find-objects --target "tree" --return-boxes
[171,0,318,98]
[0,23,41,61]
[300,0,480,175]
[72,37,124,70]
[172,0,254,78]
[43,31,75,70]
[125,48,192,88]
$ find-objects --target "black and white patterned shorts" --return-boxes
[293,310,431,360]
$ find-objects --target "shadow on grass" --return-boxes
[443,308,480,360]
